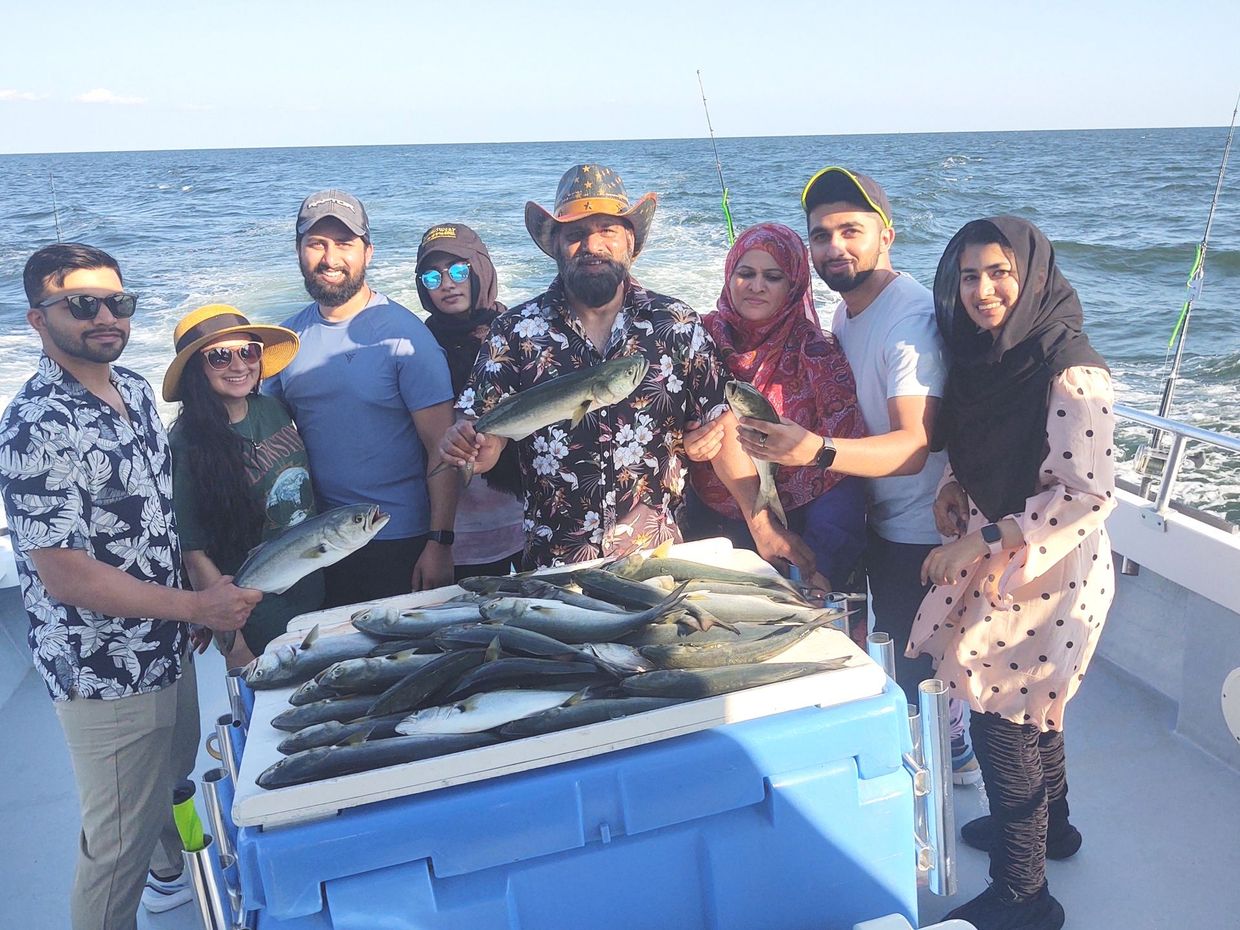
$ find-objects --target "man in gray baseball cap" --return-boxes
[295,189,370,241]
[265,189,460,604]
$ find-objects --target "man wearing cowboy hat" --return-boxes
[441,164,817,576]
[0,243,261,929]
[265,189,460,605]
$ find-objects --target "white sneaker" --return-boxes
[141,870,194,913]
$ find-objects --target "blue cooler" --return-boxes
[235,681,916,929]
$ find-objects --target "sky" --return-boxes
[1,0,1237,155]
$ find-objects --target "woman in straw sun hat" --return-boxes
[164,304,323,667]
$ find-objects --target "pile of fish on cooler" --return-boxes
[245,548,855,790]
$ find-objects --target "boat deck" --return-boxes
[2,599,1238,929]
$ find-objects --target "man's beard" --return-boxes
[47,320,128,363]
[301,258,367,307]
[560,253,629,308]
[815,255,878,295]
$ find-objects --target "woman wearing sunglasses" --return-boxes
[414,224,524,578]
[163,304,324,667]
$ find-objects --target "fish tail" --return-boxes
[214,629,236,654]
[751,466,787,527]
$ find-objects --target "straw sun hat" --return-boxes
[162,304,299,402]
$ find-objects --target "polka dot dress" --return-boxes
[906,367,1116,731]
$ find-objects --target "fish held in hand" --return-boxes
[429,355,650,480]
[724,380,788,526]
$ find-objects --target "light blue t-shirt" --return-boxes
[264,292,453,540]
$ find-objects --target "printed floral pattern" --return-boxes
[463,277,728,568]
[0,356,185,701]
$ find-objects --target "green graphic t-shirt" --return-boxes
[170,394,325,653]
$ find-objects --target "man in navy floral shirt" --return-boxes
[0,244,260,929]
[442,165,818,577]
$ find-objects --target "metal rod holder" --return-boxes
[214,714,240,785]
[183,834,234,930]
[225,667,252,730]
[866,632,896,681]
[918,679,957,897]
[201,768,237,863]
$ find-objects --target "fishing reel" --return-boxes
[1131,438,1206,480]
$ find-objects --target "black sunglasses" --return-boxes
[202,342,264,371]
[36,292,138,321]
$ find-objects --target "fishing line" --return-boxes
[49,170,63,242]
[696,70,736,246]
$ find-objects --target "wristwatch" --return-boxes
[980,522,1003,555]
[814,435,837,469]
[426,530,455,546]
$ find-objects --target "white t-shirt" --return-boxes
[830,272,947,545]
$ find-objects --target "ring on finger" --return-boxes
[759,432,768,446]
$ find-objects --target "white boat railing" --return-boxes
[1114,403,1240,531]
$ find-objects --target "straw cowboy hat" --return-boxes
[524,164,658,259]
[162,304,299,402]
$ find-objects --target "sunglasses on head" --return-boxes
[202,342,264,371]
[419,261,470,290]
[36,292,138,321]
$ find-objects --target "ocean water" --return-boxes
[1,129,1238,519]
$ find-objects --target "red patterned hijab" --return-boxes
[692,223,864,519]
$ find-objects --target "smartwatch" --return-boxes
[980,522,1003,555]
[814,435,837,469]
[427,530,455,546]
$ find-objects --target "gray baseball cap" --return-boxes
[295,189,370,241]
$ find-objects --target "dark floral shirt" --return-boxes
[0,356,185,701]
[461,276,728,569]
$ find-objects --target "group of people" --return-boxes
[0,161,1115,930]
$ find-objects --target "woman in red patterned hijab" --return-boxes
[685,222,867,591]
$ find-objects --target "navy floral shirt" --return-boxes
[0,356,185,701]
[461,276,728,569]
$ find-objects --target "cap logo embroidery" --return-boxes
[307,197,357,213]
[423,226,458,243]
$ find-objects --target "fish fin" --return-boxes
[338,727,374,747]
[569,399,592,429]
[651,541,674,558]
[751,466,788,527]
[299,624,321,650]
[213,629,236,654]
[484,637,503,662]
[564,688,590,706]
[425,460,454,480]
[462,461,475,487]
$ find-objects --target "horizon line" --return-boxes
[0,123,1228,159]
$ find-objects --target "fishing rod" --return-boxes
[49,170,63,242]
[1137,92,1238,497]
[696,70,736,246]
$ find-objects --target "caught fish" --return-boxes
[443,658,605,700]
[570,568,732,632]
[638,615,837,669]
[643,579,838,626]
[396,689,578,735]
[276,713,408,755]
[498,696,684,738]
[317,650,437,695]
[218,504,389,652]
[430,355,650,482]
[724,380,787,526]
[366,649,486,717]
[478,583,690,644]
[432,623,586,660]
[351,604,485,639]
[258,732,499,789]
[288,675,341,706]
[243,626,386,690]
[619,660,850,698]
[270,694,380,731]
[580,642,655,675]
[620,622,787,648]
[613,552,803,600]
